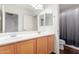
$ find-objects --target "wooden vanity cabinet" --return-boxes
[16,39,36,54]
[0,44,16,54]
[47,35,54,53]
[37,35,54,54]
[37,36,48,54]
[0,35,55,54]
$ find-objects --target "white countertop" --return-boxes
[0,32,54,46]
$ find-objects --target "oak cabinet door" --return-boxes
[47,35,54,53]
[0,44,16,54]
[16,39,36,54]
[37,37,48,54]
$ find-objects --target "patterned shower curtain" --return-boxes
[60,8,79,47]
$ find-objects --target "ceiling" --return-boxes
[4,4,44,15]
[15,4,46,15]
[59,4,79,13]
[14,4,36,11]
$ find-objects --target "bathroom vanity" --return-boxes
[0,34,55,54]
[0,4,58,54]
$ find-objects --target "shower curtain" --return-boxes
[60,9,79,47]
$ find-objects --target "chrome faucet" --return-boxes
[38,31,41,34]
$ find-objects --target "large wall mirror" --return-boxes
[0,4,53,33]
[0,4,38,33]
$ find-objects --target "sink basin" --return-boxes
[0,33,38,45]
[0,36,22,44]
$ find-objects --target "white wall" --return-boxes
[52,5,59,54]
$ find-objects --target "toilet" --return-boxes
[59,39,65,50]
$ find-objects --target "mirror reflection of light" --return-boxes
[31,4,43,10]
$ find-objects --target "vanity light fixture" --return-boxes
[31,4,43,10]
